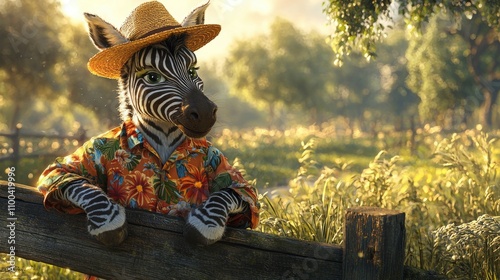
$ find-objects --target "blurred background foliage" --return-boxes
[2,1,500,147]
[0,0,499,279]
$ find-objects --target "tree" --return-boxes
[225,34,280,125]
[61,23,120,127]
[329,53,379,134]
[198,62,266,130]
[322,0,500,62]
[0,0,122,132]
[406,16,478,127]
[324,1,500,128]
[451,14,500,127]
[225,18,336,126]
[372,28,420,131]
[225,17,421,132]
[0,0,66,130]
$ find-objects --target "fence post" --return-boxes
[343,206,405,280]
[77,126,87,144]
[11,123,21,168]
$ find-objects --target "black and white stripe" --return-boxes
[58,2,245,247]
[184,188,249,245]
[118,34,202,162]
[60,179,127,246]
[117,35,249,245]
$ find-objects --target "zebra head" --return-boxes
[84,3,217,140]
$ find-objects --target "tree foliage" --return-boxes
[405,13,500,128]
[225,18,419,130]
[0,0,66,129]
[323,0,500,62]
[375,30,419,124]
[225,18,336,126]
[61,24,120,127]
[198,63,266,130]
[0,0,119,132]
[406,16,479,126]
[452,14,500,127]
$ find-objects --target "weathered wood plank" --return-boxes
[0,181,342,279]
[343,206,406,280]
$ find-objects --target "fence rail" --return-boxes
[0,181,444,279]
[0,125,87,166]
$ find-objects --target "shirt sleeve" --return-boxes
[37,138,100,214]
[205,146,260,229]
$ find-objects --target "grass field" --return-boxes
[216,125,499,279]
[1,124,499,279]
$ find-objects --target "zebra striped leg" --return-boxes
[60,180,127,246]
[184,188,248,245]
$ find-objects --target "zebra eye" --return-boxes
[189,66,199,79]
[142,71,166,85]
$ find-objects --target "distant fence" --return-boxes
[0,124,87,167]
[0,181,449,280]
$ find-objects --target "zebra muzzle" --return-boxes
[175,90,217,138]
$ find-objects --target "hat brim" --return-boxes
[88,24,221,79]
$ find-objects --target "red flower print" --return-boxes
[108,181,128,205]
[179,164,209,205]
[107,167,127,204]
[125,171,156,210]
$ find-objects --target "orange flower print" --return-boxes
[125,171,156,210]
[179,164,209,205]
[115,149,131,167]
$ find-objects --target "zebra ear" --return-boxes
[181,1,210,27]
[84,13,128,50]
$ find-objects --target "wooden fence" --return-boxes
[0,125,87,167]
[0,181,444,279]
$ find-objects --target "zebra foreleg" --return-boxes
[60,180,128,246]
[184,188,248,245]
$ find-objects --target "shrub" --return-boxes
[432,215,500,280]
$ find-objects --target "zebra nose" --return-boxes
[185,105,215,123]
[212,106,218,119]
[188,108,200,121]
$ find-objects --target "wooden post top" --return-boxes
[346,206,404,216]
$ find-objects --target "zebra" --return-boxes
[37,1,259,247]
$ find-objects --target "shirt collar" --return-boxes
[118,119,210,162]
[119,120,143,150]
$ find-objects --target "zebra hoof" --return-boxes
[183,222,218,246]
[183,208,225,246]
[94,222,128,247]
[87,203,127,246]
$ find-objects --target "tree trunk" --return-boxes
[268,103,275,129]
[480,88,499,128]
[409,115,416,156]
[309,107,318,125]
[9,101,21,131]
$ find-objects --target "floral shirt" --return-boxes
[37,120,259,229]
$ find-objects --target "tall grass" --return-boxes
[2,127,499,279]
[0,256,83,279]
[258,130,500,279]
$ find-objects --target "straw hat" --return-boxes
[87,1,221,79]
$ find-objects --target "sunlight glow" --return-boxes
[60,0,81,20]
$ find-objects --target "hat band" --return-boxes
[136,25,183,40]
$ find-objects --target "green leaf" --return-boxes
[210,173,232,193]
[94,140,120,161]
[125,154,140,171]
[154,178,178,203]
